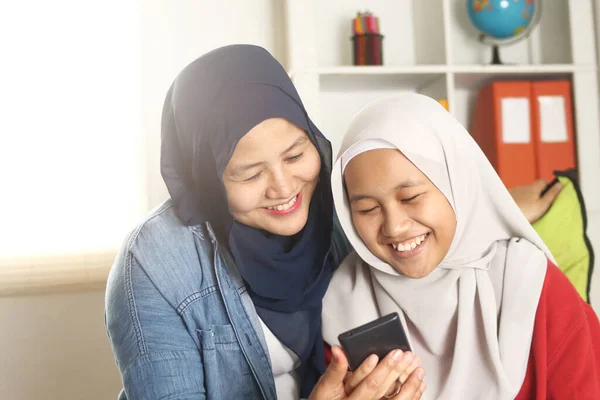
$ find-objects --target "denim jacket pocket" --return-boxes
[198,325,257,398]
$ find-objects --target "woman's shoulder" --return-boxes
[118,198,211,261]
[107,199,217,309]
[127,199,197,249]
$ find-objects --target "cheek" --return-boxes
[352,215,379,246]
[425,197,456,247]
[441,214,457,247]
[300,150,321,182]
[225,184,264,214]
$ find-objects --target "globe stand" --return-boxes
[474,0,542,67]
[490,45,502,65]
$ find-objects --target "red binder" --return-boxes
[470,81,537,189]
[530,80,576,182]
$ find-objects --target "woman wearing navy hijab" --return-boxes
[105,45,426,399]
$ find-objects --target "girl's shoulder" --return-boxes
[327,250,374,302]
[524,260,600,398]
[539,260,593,336]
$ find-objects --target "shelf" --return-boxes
[305,65,448,75]
[290,64,596,78]
[319,73,445,93]
[452,64,596,74]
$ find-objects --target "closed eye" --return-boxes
[358,206,379,215]
[286,153,303,163]
[401,194,422,203]
[244,171,262,182]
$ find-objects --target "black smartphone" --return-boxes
[338,312,411,371]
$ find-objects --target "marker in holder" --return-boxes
[352,33,383,65]
[352,11,383,66]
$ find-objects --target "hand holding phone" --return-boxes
[309,344,426,400]
[338,312,411,371]
[335,313,425,399]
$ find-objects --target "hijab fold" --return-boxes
[323,94,555,400]
[161,45,334,397]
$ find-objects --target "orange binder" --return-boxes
[529,80,576,182]
[470,81,537,189]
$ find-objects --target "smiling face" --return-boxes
[344,148,456,278]
[222,118,321,236]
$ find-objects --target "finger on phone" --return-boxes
[379,352,418,399]
[343,353,379,395]
[347,349,403,399]
[319,346,349,387]
[394,367,426,400]
[397,354,420,384]
[411,382,426,400]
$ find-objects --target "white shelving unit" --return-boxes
[284,0,600,308]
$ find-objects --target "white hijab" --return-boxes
[322,94,555,400]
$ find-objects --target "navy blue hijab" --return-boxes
[160,45,334,397]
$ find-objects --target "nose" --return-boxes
[265,166,295,200]
[381,206,411,238]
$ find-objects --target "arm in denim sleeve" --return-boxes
[105,251,206,400]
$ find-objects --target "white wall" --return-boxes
[141,0,287,208]
[0,290,122,400]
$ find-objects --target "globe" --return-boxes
[466,0,541,64]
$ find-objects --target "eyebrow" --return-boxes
[229,161,264,177]
[349,179,423,204]
[229,136,309,177]
[282,135,308,155]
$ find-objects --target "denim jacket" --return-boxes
[105,199,352,399]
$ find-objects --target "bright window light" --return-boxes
[0,1,147,262]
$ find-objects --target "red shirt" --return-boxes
[515,261,600,399]
[324,261,600,399]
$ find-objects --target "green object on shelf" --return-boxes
[532,169,594,302]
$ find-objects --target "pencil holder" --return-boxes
[352,33,384,65]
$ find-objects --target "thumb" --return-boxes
[321,346,349,385]
[533,179,550,193]
[541,181,563,206]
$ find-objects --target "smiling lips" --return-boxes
[264,192,302,215]
[391,233,429,252]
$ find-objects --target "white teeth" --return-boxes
[267,195,297,211]
[393,234,427,252]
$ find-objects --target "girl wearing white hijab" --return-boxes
[322,94,600,399]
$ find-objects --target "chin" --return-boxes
[273,224,304,236]
[394,264,436,279]
[404,270,433,279]
[269,213,309,236]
